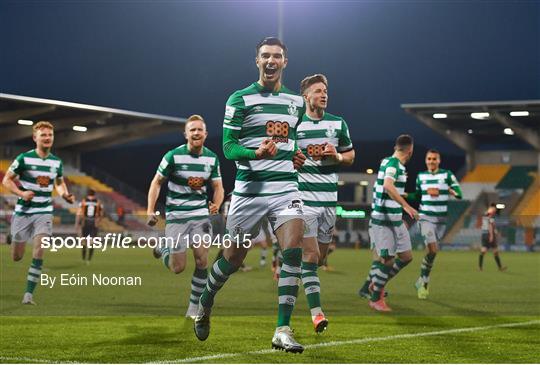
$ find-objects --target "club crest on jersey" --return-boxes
[204,163,211,173]
[50,166,57,174]
[297,132,306,138]
[181,165,188,170]
[253,106,264,113]
[288,102,298,116]
[325,125,337,138]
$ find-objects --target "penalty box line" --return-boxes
[155,319,540,364]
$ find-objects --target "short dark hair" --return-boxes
[87,189,95,196]
[256,37,287,57]
[300,74,328,95]
[426,148,440,156]
[395,134,414,151]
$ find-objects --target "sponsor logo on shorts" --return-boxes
[202,223,211,234]
[288,200,301,210]
[232,225,244,237]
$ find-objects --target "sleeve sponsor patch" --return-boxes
[385,166,397,179]
[8,159,19,172]
[159,158,168,170]
[225,105,236,119]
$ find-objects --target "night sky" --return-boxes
[1,1,539,194]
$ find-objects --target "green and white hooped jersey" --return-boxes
[8,149,63,215]
[371,156,407,227]
[296,112,353,207]
[222,82,305,197]
[157,145,221,224]
[416,169,461,223]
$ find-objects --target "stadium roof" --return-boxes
[0,93,186,152]
[401,100,540,151]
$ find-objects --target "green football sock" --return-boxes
[189,267,208,305]
[301,261,322,317]
[199,257,236,308]
[26,258,43,294]
[277,248,302,327]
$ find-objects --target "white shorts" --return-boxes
[165,218,212,253]
[303,205,336,244]
[368,222,411,257]
[11,214,53,243]
[226,191,304,240]
[419,220,446,246]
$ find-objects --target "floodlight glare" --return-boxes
[509,111,529,117]
[366,168,374,174]
[433,113,447,119]
[17,119,34,126]
[503,128,514,135]
[470,112,490,120]
[496,203,505,209]
[467,129,473,134]
[73,125,88,132]
[360,181,369,186]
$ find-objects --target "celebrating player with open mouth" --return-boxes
[3,121,75,305]
[194,37,308,353]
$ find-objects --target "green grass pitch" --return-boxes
[1,244,539,363]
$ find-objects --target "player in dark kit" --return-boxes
[479,203,506,271]
[76,189,103,264]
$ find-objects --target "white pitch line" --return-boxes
[0,356,64,363]
[155,319,540,364]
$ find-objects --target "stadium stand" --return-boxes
[403,100,540,249]
[496,166,536,190]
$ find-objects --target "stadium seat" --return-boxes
[496,166,536,190]
[462,164,510,183]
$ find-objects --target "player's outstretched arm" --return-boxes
[147,173,165,226]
